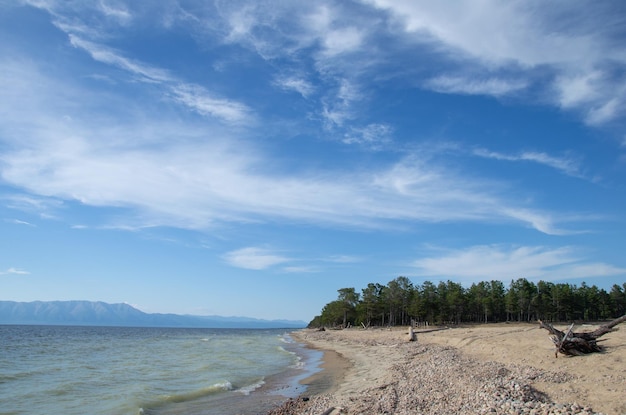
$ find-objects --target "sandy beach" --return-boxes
[270,322,626,415]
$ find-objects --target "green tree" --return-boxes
[417,281,439,324]
[507,278,536,321]
[609,284,626,317]
[359,283,385,327]
[535,281,555,321]
[308,276,626,328]
[337,287,359,327]
[489,280,506,322]
[442,280,465,324]
[468,281,490,322]
[385,276,413,326]
[318,300,344,327]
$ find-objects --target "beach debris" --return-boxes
[539,314,626,357]
[407,326,417,342]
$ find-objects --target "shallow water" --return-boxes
[0,325,320,415]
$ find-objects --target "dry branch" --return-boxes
[539,315,626,357]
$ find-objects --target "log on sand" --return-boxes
[539,315,626,357]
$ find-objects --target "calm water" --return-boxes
[0,325,321,415]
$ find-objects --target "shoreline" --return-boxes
[296,338,352,397]
[267,323,626,415]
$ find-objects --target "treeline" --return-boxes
[308,277,626,328]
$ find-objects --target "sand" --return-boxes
[269,322,626,415]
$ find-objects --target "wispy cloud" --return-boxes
[19,2,253,125]
[169,84,252,123]
[412,245,626,284]
[320,26,364,57]
[473,148,585,179]
[68,35,172,83]
[274,74,315,98]
[342,123,393,150]
[0,129,569,234]
[1,2,604,238]
[369,0,626,126]
[281,266,318,273]
[321,79,362,128]
[0,268,30,276]
[223,247,290,270]
[425,76,528,97]
[5,219,35,227]
[25,0,626,131]
[97,0,133,25]
[3,194,64,220]
[66,36,252,124]
[326,255,361,264]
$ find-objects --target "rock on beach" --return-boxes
[268,324,626,415]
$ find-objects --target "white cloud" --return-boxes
[97,0,133,25]
[0,268,30,275]
[66,35,252,124]
[499,208,571,236]
[368,0,626,125]
[586,98,621,126]
[343,123,393,149]
[321,79,362,128]
[25,0,626,130]
[367,0,601,67]
[6,219,35,227]
[412,245,625,284]
[3,193,64,219]
[473,148,584,179]
[68,35,172,83]
[326,255,361,263]
[556,72,602,108]
[169,84,252,123]
[281,266,318,273]
[274,75,315,98]
[0,131,567,234]
[0,54,574,235]
[425,76,528,97]
[223,247,290,270]
[321,26,364,57]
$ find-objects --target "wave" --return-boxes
[138,381,233,414]
[279,333,295,344]
[138,377,270,414]
[164,381,233,403]
[290,354,305,369]
[235,378,266,396]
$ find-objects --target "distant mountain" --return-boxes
[0,301,306,329]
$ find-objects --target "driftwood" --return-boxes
[539,315,626,357]
[407,326,417,342]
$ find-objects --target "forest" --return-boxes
[308,277,626,328]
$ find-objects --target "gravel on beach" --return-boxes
[267,329,605,415]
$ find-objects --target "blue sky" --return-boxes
[1,1,625,322]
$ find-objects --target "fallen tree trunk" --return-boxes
[539,315,626,357]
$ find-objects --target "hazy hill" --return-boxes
[0,300,306,328]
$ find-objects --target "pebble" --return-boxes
[267,331,606,415]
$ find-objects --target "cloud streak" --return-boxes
[369,0,626,126]
[425,76,528,97]
[412,245,626,284]
[0,1,612,238]
[0,268,30,276]
[222,247,290,270]
[473,148,585,179]
[0,58,574,234]
[66,36,252,124]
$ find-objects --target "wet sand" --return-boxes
[298,347,352,396]
[269,322,626,415]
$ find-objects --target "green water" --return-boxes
[0,325,320,415]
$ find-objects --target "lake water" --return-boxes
[0,325,321,415]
